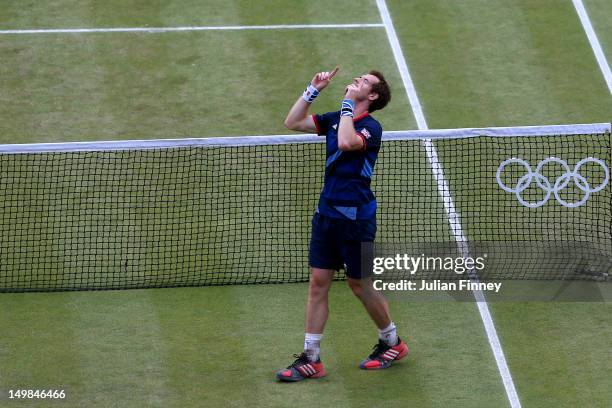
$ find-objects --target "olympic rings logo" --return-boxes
[496,157,609,208]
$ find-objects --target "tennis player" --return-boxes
[276,67,408,382]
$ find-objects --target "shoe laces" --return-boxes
[287,352,309,368]
[368,339,391,359]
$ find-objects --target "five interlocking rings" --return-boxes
[496,157,609,208]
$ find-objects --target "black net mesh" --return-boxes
[0,129,610,291]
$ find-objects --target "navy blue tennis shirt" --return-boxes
[312,111,383,220]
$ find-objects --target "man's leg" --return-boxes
[305,267,335,333]
[303,267,334,363]
[277,213,337,381]
[346,277,391,330]
[276,267,333,382]
[348,277,409,369]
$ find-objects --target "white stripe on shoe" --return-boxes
[384,350,399,358]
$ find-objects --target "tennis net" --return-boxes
[0,123,610,292]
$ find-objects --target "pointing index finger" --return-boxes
[329,66,340,79]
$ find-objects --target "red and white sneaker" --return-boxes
[359,338,409,370]
[276,352,326,382]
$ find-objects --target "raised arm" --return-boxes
[284,67,339,133]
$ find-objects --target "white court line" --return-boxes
[0,23,383,35]
[572,0,612,94]
[375,1,522,407]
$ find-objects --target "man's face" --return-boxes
[345,73,380,102]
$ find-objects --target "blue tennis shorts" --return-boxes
[308,212,376,279]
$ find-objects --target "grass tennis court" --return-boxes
[1,0,611,407]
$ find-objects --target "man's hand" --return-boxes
[344,83,360,101]
[283,66,339,133]
[311,66,340,91]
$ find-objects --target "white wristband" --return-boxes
[302,83,320,103]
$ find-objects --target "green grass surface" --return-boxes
[0,284,509,407]
[0,29,412,143]
[491,302,612,407]
[387,0,612,128]
[0,0,380,28]
[1,0,612,407]
[585,0,612,62]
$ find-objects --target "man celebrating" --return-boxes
[276,67,408,382]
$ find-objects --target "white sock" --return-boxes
[304,333,323,362]
[378,322,398,346]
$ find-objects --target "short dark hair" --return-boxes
[368,70,391,112]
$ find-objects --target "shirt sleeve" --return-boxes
[356,121,383,150]
[312,111,337,136]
